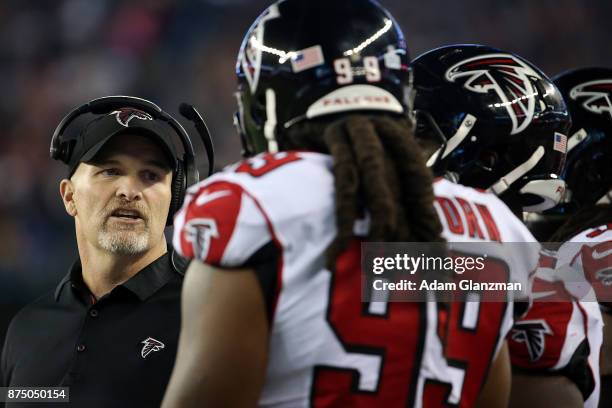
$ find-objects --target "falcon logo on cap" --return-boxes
[111,108,154,127]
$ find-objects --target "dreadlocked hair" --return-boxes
[283,113,444,267]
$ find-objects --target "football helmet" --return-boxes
[412,44,571,212]
[552,67,612,212]
[234,0,411,156]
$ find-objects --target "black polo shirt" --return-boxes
[1,251,183,408]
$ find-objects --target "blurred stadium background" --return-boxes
[1,0,611,343]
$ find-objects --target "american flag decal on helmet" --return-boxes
[553,132,567,153]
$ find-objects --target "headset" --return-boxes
[50,95,215,225]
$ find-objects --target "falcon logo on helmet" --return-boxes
[569,79,612,119]
[445,54,543,135]
[511,319,553,362]
[240,4,281,93]
[111,108,154,127]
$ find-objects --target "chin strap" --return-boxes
[488,146,545,196]
[426,114,476,167]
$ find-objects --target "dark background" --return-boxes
[1,0,611,345]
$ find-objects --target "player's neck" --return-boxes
[78,238,168,299]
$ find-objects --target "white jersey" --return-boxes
[173,152,538,407]
[433,178,539,295]
[556,224,612,306]
[425,179,539,406]
[557,224,609,408]
[508,224,609,408]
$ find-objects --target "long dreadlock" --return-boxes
[283,113,444,266]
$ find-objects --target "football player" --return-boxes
[509,67,612,408]
[162,4,536,407]
[410,44,574,407]
[548,67,612,407]
[411,44,569,217]
[411,44,602,407]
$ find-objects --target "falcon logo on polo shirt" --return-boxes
[141,337,165,358]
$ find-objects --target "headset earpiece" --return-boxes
[50,105,90,163]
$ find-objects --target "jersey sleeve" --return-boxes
[509,298,601,402]
[556,225,612,305]
[509,248,604,405]
[172,179,273,268]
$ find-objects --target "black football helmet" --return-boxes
[234,0,411,156]
[552,67,612,212]
[412,44,571,213]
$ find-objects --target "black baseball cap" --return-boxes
[67,108,179,176]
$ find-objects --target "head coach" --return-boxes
[0,96,213,407]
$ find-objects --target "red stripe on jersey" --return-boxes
[235,152,302,177]
[586,224,612,238]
